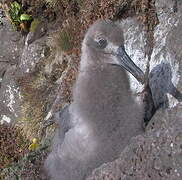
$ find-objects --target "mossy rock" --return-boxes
[30,19,40,32]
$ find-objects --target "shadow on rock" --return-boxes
[149,62,182,109]
[144,62,182,126]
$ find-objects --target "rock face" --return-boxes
[0,18,24,65]
[87,0,182,179]
[149,0,182,109]
[120,18,147,94]
[20,33,48,74]
[0,15,50,125]
[0,65,21,124]
[0,17,24,124]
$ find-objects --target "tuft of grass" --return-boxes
[53,16,82,55]
[45,0,84,11]
[16,71,51,140]
[45,0,69,8]
[45,0,59,8]
[57,28,73,52]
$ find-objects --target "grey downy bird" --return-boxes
[45,19,145,180]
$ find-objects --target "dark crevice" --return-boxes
[173,0,178,12]
[143,84,156,127]
[113,0,135,20]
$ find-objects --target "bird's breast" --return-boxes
[58,117,97,160]
[73,66,131,112]
[70,65,135,136]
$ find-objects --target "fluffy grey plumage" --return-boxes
[45,20,144,180]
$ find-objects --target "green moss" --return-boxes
[30,19,40,32]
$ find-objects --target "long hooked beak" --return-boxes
[115,46,145,84]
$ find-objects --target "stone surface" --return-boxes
[0,17,24,64]
[120,18,147,94]
[0,17,24,125]
[19,33,49,73]
[0,66,21,124]
[0,17,50,125]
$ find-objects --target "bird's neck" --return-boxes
[72,62,130,114]
[77,45,130,96]
[80,46,108,71]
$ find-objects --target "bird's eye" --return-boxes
[97,38,107,49]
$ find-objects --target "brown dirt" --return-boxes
[0,124,29,169]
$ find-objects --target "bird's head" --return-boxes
[81,20,145,84]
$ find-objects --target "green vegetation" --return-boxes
[17,71,49,139]
[1,137,51,180]
[20,14,32,21]
[4,1,32,32]
[8,1,22,25]
[58,28,73,52]
[45,0,59,8]
[45,0,68,8]
[30,19,40,32]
